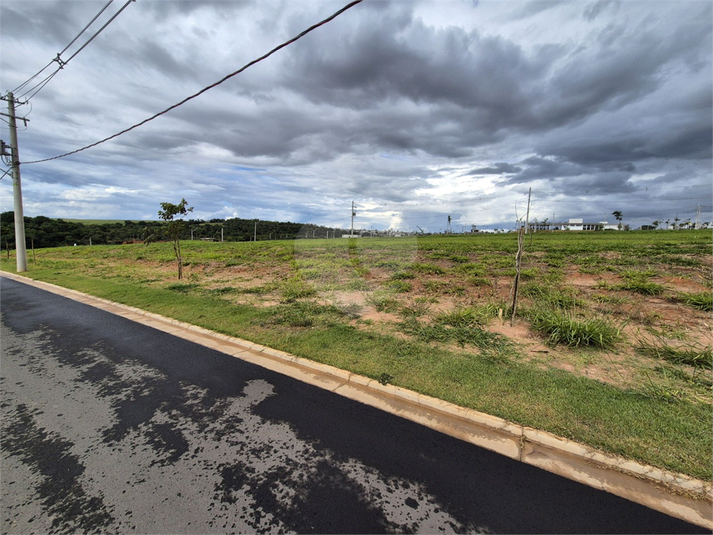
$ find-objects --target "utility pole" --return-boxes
[524,187,532,234]
[5,92,27,272]
[254,220,257,241]
[695,204,701,229]
[350,201,356,237]
[221,227,224,242]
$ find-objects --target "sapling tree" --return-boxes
[158,198,193,279]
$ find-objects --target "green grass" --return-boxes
[528,308,621,349]
[637,338,713,369]
[1,230,711,480]
[619,280,666,295]
[521,283,583,309]
[678,291,712,312]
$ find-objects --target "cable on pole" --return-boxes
[59,0,115,57]
[18,70,60,101]
[11,0,133,102]
[11,60,55,95]
[62,0,134,66]
[21,0,364,165]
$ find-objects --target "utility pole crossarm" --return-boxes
[0,111,29,127]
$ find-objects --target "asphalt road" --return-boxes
[0,276,706,534]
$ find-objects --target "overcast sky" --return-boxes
[1,0,711,231]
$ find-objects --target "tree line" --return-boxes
[0,211,345,250]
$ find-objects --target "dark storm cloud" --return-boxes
[503,155,638,197]
[141,0,249,18]
[577,15,697,126]
[2,1,711,229]
[0,3,72,45]
[582,0,619,22]
[466,163,522,175]
[285,5,553,126]
[510,1,569,21]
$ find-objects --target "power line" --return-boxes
[12,0,116,94]
[58,0,116,58]
[12,0,133,102]
[22,0,364,165]
[11,60,55,95]
[62,0,134,67]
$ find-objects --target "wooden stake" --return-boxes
[510,224,525,326]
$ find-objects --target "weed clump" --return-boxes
[617,269,666,295]
[280,278,316,302]
[409,262,446,275]
[636,338,712,369]
[678,292,712,312]
[521,283,582,309]
[529,309,620,349]
[620,280,666,295]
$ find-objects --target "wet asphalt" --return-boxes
[0,276,707,534]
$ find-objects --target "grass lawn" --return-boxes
[1,230,711,480]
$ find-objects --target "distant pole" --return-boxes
[524,187,532,234]
[254,220,257,241]
[7,92,27,272]
[221,227,224,242]
[350,201,356,237]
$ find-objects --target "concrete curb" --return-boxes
[2,271,711,529]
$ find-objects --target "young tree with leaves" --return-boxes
[158,199,193,279]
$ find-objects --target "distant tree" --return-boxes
[673,215,680,230]
[158,199,193,280]
[142,226,156,246]
[612,211,623,230]
[652,220,660,230]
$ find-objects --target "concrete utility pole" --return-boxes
[6,92,27,272]
[254,220,257,241]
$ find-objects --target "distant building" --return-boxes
[530,219,620,231]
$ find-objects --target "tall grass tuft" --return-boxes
[529,309,620,349]
[637,338,712,369]
[678,292,712,312]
